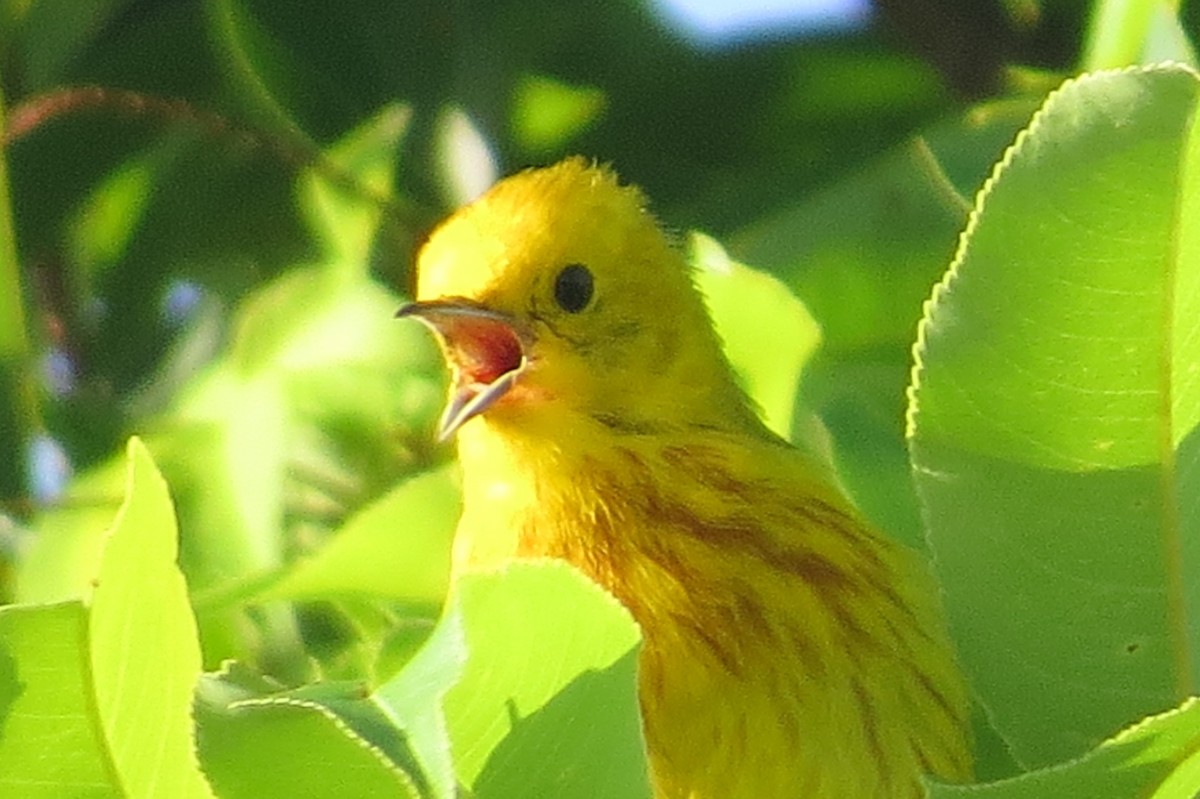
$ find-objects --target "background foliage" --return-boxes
[1,0,1199,796]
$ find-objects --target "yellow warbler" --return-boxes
[399,157,971,798]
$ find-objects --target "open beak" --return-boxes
[396,300,529,440]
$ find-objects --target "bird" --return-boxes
[398,157,971,798]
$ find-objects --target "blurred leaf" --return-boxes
[655,42,952,232]
[263,466,458,605]
[24,117,443,674]
[434,105,500,206]
[204,0,311,151]
[510,74,606,155]
[0,82,32,506]
[1082,0,1196,71]
[1142,4,1199,66]
[17,0,140,89]
[299,102,411,267]
[0,438,212,797]
[928,699,1200,798]
[163,371,289,589]
[160,262,440,590]
[908,64,1200,768]
[17,451,125,603]
[66,144,160,279]
[228,266,415,375]
[731,93,1041,550]
[691,232,820,441]
[151,263,441,671]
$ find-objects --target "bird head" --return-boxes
[399,157,747,441]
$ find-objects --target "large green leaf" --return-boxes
[445,562,649,798]
[89,438,212,797]
[908,64,1200,769]
[0,438,212,797]
[371,561,651,799]
[194,663,422,799]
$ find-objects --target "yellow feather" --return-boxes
[405,156,971,797]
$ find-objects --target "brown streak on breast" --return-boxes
[669,610,743,674]
[914,668,965,738]
[660,443,762,497]
[851,679,891,787]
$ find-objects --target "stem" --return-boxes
[0,87,27,364]
[0,79,41,511]
[910,136,972,219]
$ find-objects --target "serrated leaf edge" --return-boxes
[475,557,643,634]
[904,61,1200,441]
[924,697,1200,795]
[227,695,423,794]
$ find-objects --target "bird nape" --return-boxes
[399,156,972,798]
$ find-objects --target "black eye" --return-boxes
[553,263,594,313]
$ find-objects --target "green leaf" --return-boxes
[90,437,213,797]
[262,466,458,606]
[17,454,127,603]
[66,149,159,279]
[372,604,466,799]
[1082,0,1196,71]
[17,0,138,88]
[928,699,1200,798]
[365,562,650,799]
[298,103,411,267]
[0,602,115,797]
[442,561,649,799]
[0,438,213,797]
[510,74,606,155]
[729,94,1041,551]
[195,664,421,799]
[228,266,403,375]
[908,64,1200,769]
[158,263,441,598]
[159,373,288,591]
[692,232,820,441]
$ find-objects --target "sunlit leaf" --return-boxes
[692,232,820,441]
[263,466,458,606]
[929,699,1200,798]
[442,562,649,798]
[0,438,213,797]
[195,663,420,799]
[0,602,112,797]
[908,64,1200,768]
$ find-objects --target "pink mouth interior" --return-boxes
[447,315,524,387]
